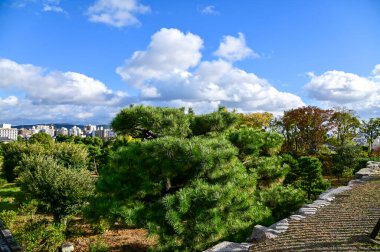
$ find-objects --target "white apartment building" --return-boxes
[32,125,55,137]
[0,124,18,141]
[69,126,83,137]
[56,127,68,136]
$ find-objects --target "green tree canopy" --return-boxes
[92,136,270,251]
[29,132,54,146]
[329,108,360,147]
[111,105,191,139]
[190,106,240,136]
[361,118,380,152]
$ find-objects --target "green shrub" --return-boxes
[18,155,95,222]
[19,199,38,218]
[354,157,380,173]
[332,144,361,179]
[92,218,111,234]
[1,142,48,182]
[0,210,17,228]
[297,156,330,200]
[89,237,109,252]
[259,185,305,221]
[15,219,65,252]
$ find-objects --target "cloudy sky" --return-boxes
[1,0,380,125]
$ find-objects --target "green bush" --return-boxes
[354,157,380,173]
[297,156,330,200]
[89,237,109,252]
[1,141,90,182]
[18,155,95,222]
[1,142,48,182]
[15,219,65,252]
[332,144,361,179]
[259,185,305,221]
[0,210,17,228]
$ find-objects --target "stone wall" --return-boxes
[0,220,22,252]
[205,161,380,252]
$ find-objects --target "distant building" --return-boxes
[84,124,97,137]
[0,124,12,129]
[0,124,18,141]
[56,127,68,136]
[69,126,83,137]
[94,127,115,140]
[18,128,32,140]
[32,125,55,137]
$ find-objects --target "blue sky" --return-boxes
[1,0,380,124]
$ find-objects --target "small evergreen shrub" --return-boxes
[259,185,305,221]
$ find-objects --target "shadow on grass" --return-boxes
[0,183,24,211]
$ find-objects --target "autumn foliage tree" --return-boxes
[280,106,333,155]
[238,112,273,129]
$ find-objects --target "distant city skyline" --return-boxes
[1,0,380,124]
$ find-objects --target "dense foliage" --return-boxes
[2,105,379,251]
[190,106,240,136]
[280,106,333,155]
[91,136,273,251]
[1,141,90,182]
[18,154,95,222]
[111,105,191,139]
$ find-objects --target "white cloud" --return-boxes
[116,28,203,88]
[305,66,380,117]
[0,96,18,106]
[87,0,150,28]
[200,5,219,15]
[117,28,304,114]
[0,58,132,124]
[214,33,259,62]
[42,4,64,13]
[0,58,128,106]
[373,64,380,80]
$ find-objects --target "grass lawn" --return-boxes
[0,182,23,211]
